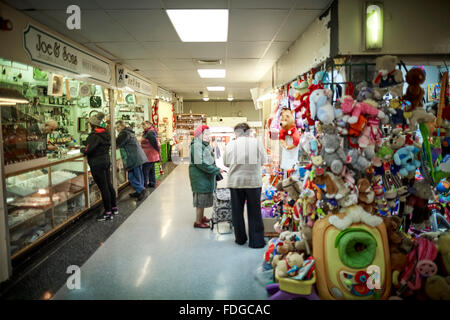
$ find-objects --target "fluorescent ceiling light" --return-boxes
[227,96,234,101]
[197,69,226,78]
[166,9,228,42]
[207,86,225,92]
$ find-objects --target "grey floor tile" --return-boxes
[53,164,269,300]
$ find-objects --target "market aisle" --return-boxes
[52,164,269,300]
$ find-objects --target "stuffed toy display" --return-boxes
[263,56,449,301]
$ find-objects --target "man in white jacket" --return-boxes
[223,123,268,248]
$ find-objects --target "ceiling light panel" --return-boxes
[166,9,228,42]
[207,86,225,91]
[197,69,226,78]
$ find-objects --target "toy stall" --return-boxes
[259,55,450,300]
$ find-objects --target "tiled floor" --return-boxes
[53,164,269,300]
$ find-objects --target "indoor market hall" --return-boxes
[1,0,450,305]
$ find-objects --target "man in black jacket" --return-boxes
[81,113,118,221]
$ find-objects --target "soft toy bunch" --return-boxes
[263,225,315,281]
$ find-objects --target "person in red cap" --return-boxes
[189,124,223,228]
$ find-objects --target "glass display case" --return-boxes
[5,155,88,258]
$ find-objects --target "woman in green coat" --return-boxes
[189,125,222,228]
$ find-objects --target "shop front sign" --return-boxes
[116,65,153,97]
[23,24,112,84]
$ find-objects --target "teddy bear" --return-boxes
[315,171,349,200]
[403,68,426,110]
[320,133,348,174]
[384,127,406,151]
[348,148,375,173]
[405,179,434,230]
[355,82,382,102]
[372,55,404,98]
[271,240,296,268]
[425,275,450,300]
[357,178,376,214]
[279,108,300,150]
[384,216,413,285]
[340,95,385,124]
[275,252,305,278]
[294,225,313,256]
[407,107,436,132]
[393,145,421,177]
[309,88,340,124]
[276,175,302,201]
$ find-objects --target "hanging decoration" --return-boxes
[152,98,159,130]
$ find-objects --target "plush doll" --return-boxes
[393,145,421,177]
[405,179,434,230]
[357,178,376,214]
[315,171,349,200]
[348,148,375,173]
[276,175,302,201]
[384,127,406,151]
[279,109,300,150]
[356,84,381,102]
[320,133,348,174]
[294,225,313,256]
[404,68,426,110]
[372,175,389,213]
[388,98,407,128]
[358,117,383,148]
[425,275,450,300]
[407,107,436,132]
[272,240,296,268]
[384,216,413,286]
[372,55,404,98]
[309,89,338,124]
[340,95,385,124]
[275,252,305,278]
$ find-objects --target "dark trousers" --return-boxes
[230,188,265,248]
[142,162,156,187]
[91,164,117,213]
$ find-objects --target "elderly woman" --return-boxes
[189,125,222,229]
[223,123,268,248]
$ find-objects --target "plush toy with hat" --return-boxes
[372,55,404,98]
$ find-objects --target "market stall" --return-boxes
[260,55,450,300]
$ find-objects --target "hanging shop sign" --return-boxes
[116,65,153,97]
[157,87,172,102]
[23,24,112,84]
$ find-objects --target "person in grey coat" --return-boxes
[116,120,148,201]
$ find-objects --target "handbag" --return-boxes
[216,173,224,181]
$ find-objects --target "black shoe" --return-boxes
[129,192,139,198]
[147,184,155,189]
[235,239,247,246]
[137,191,146,201]
[112,208,119,215]
[249,243,266,249]
[97,213,113,221]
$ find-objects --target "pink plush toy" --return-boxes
[358,117,383,148]
[340,95,385,124]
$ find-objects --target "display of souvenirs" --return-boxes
[262,58,450,300]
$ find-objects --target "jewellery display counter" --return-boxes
[5,154,88,258]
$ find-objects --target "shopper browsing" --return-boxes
[81,113,118,221]
[189,125,223,229]
[140,121,161,189]
[223,123,268,248]
[116,120,148,201]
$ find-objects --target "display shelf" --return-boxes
[8,209,48,231]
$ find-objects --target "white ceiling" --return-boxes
[4,0,332,100]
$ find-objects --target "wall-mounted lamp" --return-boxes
[227,94,233,101]
[365,2,383,50]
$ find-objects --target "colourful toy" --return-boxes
[309,89,336,124]
[393,146,421,177]
[313,206,392,300]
